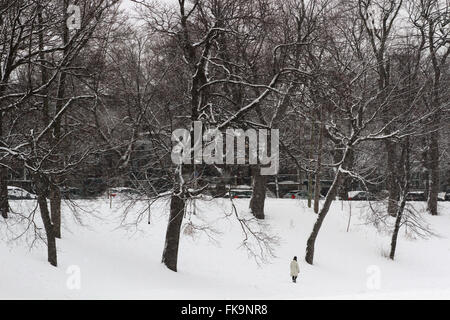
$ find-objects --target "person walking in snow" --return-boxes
[290,256,300,283]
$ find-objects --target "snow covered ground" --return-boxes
[1,197,450,299]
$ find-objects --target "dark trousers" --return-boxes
[292,276,297,283]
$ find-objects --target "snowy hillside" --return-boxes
[1,198,450,299]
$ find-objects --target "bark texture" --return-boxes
[50,183,62,238]
[0,167,8,219]
[314,118,324,214]
[306,168,344,264]
[386,140,399,216]
[0,111,8,219]
[250,166,266,220]
[390,139,410,260]
[161,193,185,272]
[427,126,440,216]
[305,146,352,264]
[34,174,57,267]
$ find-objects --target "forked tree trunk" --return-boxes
[38,195,57,267]
[250,166,266,220]
[42,1,68,239]
[162,193,185,272]
[34,174,57,267]
[39,4,62,238]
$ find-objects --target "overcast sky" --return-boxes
[119,0,178,12]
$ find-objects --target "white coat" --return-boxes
[290,260,299,277]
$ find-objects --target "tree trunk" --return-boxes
[307,123,315,208]
[390,138,410,260]
[305,146,352,265]
[0,167,9,219]
[314,117,324,214]
[44,1,67,237]
[161,193,185,272]
[424,170,429,197]
[306,167,344,265]
[421,137,429,196]
[426,14,444,216]
[386,140,399,216]
[0,166,8,219]
[336,144,353,200]
[50,183,62,238]
[389,197,406,260]
[0,110,8,219]
[34,174,57,267]
[250,166,266,220]
[427,131,439,216]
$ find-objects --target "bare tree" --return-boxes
[410,0,450,216]
[358,0,404,217]
[132,0,312,271]
[0,0,119,266]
